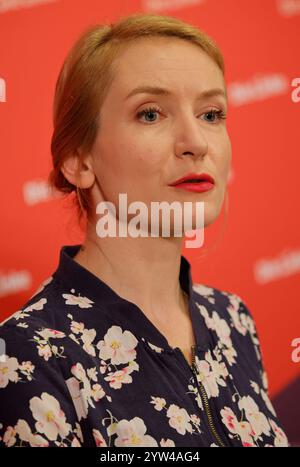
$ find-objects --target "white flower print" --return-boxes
[62,290,94,309]
[104,365,136,389]
[194,349,228,399]
[150,396,167,411]
[269,419,289,447]
[65,375,87,421]
[1,393,81,447]
[221,407,256,447]
[196,304,215,329]
[11,298,47,321]
[29,392,72,441]
[37,344,52,361]
[67,315,97,357]
[93,428,107,447]
[0,357,18,388]
[196,303,237,366]
[262,370,269,391]
[150,394,201,436]
[81,330,97,356]
[32,328,66,361]
[206,348,229,384]
[71,436,81,447]
[96,325,138,365]
[16,322,29,328]
[14,419,49,447]
[166,404,193,435]
[260,390,277,417]
[0,265,290,448]
[187,383,203,411]
[65,363,109,421]
[23,298,47,312]
[238,396,271,439]
[74,422,84,443]
[91,383,106,402]
[145,340,164,353]
[250,380,260,394]
[36,328,66,340]
[211,312,232,348]
[196,304,232,348]
[250,379,276,418]
[196,360,219,398]
[110,417,158,447]
[222,346,237,366]
[160,438,175,446]
[70,320,85,334]
[18,361,35,381]
[192,284,216,304]
[0,355,35,388]
[190,414,201,427]
[227,294,248,336]
[2,426,17,447]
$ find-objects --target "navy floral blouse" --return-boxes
[0,244,289,447]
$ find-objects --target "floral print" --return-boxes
[0,356,34,388]
[0,244,289,447]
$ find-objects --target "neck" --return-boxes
[73,222,189,320]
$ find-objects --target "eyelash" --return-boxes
[136,106,227,124]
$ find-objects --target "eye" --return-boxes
[136,106,162,123]
[136,106,227,124]
[201,108,227,124]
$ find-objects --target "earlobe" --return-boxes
[61,152,95,189]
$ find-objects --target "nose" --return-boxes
[174,114,208,160]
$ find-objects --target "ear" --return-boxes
[61,150,95,189]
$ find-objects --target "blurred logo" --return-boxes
[0,77,6,102]
[291,338,300,363]
[291,77,300,103]
[228,73,289,107]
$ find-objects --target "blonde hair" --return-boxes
[48,12,225,229]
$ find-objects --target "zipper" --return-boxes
[176,344,226,447]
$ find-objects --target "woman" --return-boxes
[0,13,289,447]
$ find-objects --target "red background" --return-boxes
[0,0,299,441]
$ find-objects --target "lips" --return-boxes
[168,172,215,186]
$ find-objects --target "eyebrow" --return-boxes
[125,85,227,101]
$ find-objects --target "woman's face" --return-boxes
[89,36,231,235]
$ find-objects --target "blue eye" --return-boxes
[136,106,227,124]
[137,106,161,123]
[201,109,227,123]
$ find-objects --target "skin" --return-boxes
[61,36,232,336]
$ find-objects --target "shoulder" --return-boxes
[0,274,80,365]
[1,275,57,330]
[192,282,267,383]
[0,271,95,336]
[192,282,262,358]
[192,282,254,322]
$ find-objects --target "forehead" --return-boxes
[110,36,225,97]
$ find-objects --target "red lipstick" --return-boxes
[168,172,215,193]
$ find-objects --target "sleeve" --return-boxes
[234,293,270,393]
[0,325,86,447]
[233,293,290,447]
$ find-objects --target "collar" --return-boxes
[53,244,210,352]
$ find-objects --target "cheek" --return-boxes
[122,143,166,179]
[215,134,232,180]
